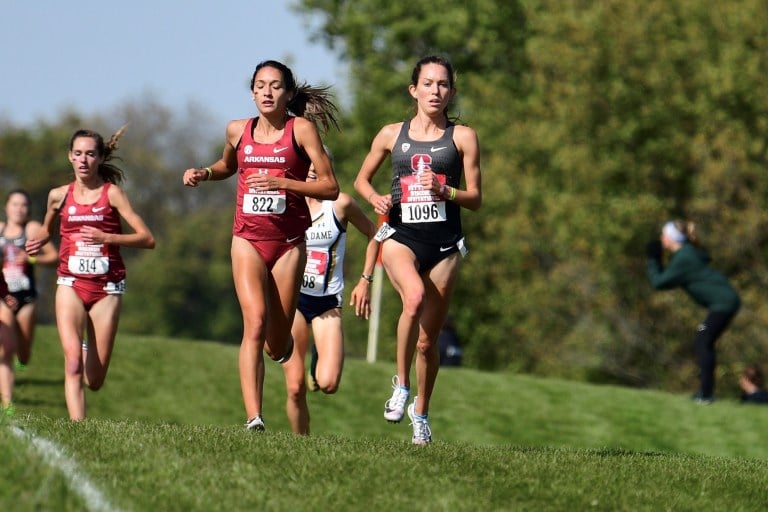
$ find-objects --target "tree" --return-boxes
[298,0,768,395]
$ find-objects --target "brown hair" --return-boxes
[743,364,765,388]
[669,219,700,246]
[5,189,31,208]
[69,125,128,185]
[250,60,339,133]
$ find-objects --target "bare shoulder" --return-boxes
[24,219,43,233]
[453,124,479,145]
[107,183,135,209]
[226,118,250,140]
[227,117,250,129]
[378,122,404,139]
[107,182,127,197]
[371,122,404,151]
[293,116,315,130]
[48,184,69,204]
[292,116,322,140]
[334,191,355,211]
[333,192,365,224]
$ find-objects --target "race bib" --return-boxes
[374,222,396,242]
[67,235,109,275]
[399,174,447,224]
[104,280,126,294]
[242,168,287,215]
[301,249,329,292]
[457,237,468,257]
[5,273,31,292]
[2,245,31,291]
[3,266,30,292]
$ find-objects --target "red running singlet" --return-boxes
[233,116,311,242]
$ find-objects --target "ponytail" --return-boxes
[251,60,339,134]
[289,83,339,134]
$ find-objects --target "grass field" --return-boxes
[2,325,768,511]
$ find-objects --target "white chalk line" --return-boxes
[10,424,122,512]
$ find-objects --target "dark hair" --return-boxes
[5,189,31,207]
[250,60,339,133]
[409,55,458,119]
[410,55,456,90]
[69,125,128,185]
[744,364,765,388]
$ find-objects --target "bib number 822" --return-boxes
[243,193,286,214]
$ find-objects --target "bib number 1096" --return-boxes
[401,202,446,223]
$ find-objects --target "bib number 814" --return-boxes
[67,256,109,275]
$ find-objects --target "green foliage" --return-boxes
[298,0,768,394]
[0,113,86,212]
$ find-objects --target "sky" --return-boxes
[0,1,345,128]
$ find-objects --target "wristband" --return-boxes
[204,167,213,181]
[449,186,457,201]
[27,256,37,265]
[441,184,448,197]
[361,274,373,283]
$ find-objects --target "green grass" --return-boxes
[3,325,768,511]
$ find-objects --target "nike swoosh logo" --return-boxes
[273,147,289,154]
[431,147,446,152]
[92,207,106,213]
[286,235,303,243]
[439,245,453,252]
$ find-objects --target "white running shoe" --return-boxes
[383,375,410,423]
[407,398,432,445]
[245,415,265,431]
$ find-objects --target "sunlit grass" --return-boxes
[3,326,768,510]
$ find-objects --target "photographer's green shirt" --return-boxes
[647,243,740,313]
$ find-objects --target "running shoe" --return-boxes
[2,403,16,417]
[407,398,432,445]
[383,375,409,423]
[691,393,714,405]
[244,415,265,431]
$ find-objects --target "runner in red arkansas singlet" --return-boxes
[183,60,339,432]
[26,127,155,421]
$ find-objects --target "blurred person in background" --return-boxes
[0,270,18,415]
[1,189,58,369]
[438,315,463,367]
[646,219,740,405]
[739,363,768,404]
